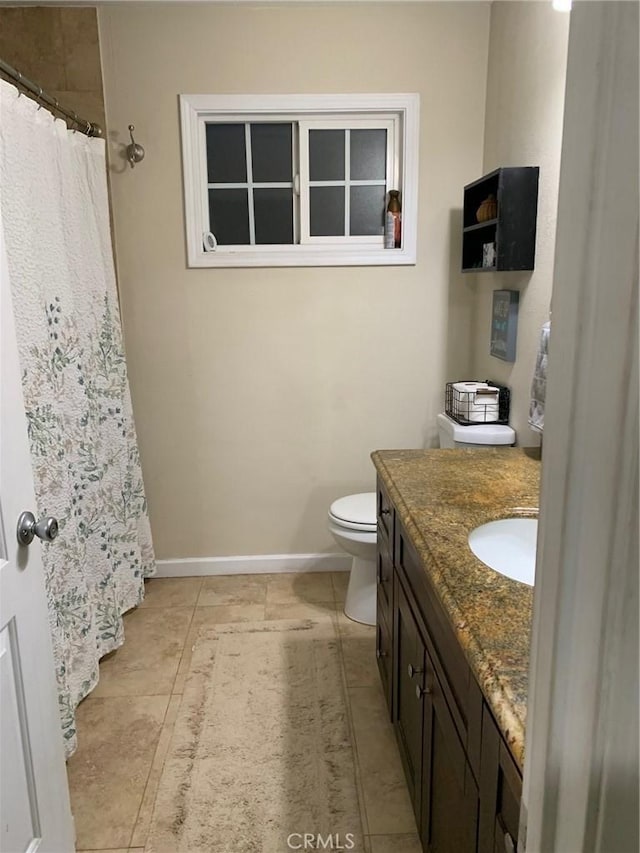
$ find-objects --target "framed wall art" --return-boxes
[490,289,519,362]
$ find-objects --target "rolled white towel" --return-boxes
[529,321,551,433]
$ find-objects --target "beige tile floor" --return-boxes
[68,573,420,852]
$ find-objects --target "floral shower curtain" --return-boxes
[0,80,155,756]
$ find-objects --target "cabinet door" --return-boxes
[420,655,479,853]
[394,579,426,819]
[395,518,476,763]
[478,705,522,853]
[377,479,393,544]
[376,543,393,633]
[376,605,393,716]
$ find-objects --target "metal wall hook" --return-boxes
[126,124,145,168]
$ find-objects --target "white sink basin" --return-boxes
[468,518,538,586]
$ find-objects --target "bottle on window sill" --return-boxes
[385,190,402,249]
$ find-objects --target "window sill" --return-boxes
[186,245,416,268]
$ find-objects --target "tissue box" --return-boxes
[451,381,500,423]
[483,242,496,268]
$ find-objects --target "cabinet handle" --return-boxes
[376,648,388,660]
[504,832,515,853]
[416,683,432,700]
[380,508,391,516]
[407,663,424,678]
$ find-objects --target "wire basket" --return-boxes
[445,381,510,426]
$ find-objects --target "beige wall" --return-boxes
[98,1,489,559]
[0,7,105,133]
[469,1,569,444]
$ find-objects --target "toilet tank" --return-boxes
[437,413,515,448]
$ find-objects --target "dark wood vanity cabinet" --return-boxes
[375,476,522,853]
[376,480,394,714]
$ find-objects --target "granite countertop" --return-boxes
[371,447,541,770]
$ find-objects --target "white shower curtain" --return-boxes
[0,80,155,756]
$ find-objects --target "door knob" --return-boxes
[17,511,59,546]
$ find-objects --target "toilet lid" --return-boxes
[329,493,377,530]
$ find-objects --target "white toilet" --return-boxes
[328,414,516,626]
[327,492,377,626]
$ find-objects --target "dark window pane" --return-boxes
[206,124,246,183]
[208,189,250,245]
[309,130,345,181]
[310,186,345,236]
[254,188,293,244]
[350,185,386,236]
[350,129,387,181]
[251,124,292,183]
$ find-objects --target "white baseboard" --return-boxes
[154,552,351,578]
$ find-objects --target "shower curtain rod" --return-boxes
[0,57,103,137]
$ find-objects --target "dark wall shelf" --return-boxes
[462,166,539,273]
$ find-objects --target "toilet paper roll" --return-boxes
[465,404,499,423]
[203,231,218,252]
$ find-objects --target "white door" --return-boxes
[0,221,75,852]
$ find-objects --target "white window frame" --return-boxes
[179,93,420,268]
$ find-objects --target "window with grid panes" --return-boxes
[180,94,420,267]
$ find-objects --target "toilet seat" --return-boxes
[328,512,376,533]
[328,493,377,532]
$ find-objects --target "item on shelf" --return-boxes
[384,190,402,249]
[476,193,497,223]
[483,242,496,267]
[445,380,511,425]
